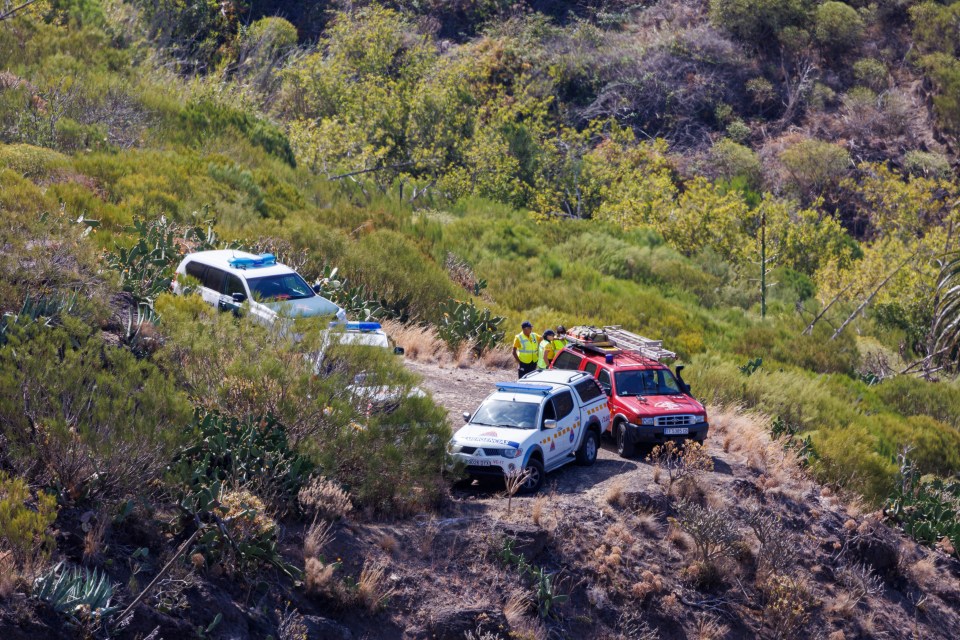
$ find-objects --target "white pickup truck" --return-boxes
[446,370,611,493]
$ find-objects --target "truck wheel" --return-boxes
[576,429,599,466]
[520,458,544,494]
[616,422,636,459]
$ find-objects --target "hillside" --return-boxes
[2,0,960,638]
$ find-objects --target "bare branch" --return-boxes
[0,0,40,22]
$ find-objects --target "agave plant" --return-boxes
[933,249,960,369]
[33,562,119,623]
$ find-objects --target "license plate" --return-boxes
[664,427,689,435]
[470,459,496,466]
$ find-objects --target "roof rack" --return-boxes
[602,326,676,361]
[564,325,675,361]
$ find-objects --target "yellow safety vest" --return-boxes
[515,332,539,364]
[538,339,555,369]
[552,338,567,353]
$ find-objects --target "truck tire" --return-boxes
[616,422,636,459]
[576,429,599,466]
[520,458,544,494]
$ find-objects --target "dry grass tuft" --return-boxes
[303,518,334,560]
[304,557,337,594]
[531,495,547,526]
[0,553,18,598]
[82,511,109,564]
[418,518,440,558]
[357,559,397,611]
[504,589,531,623]
[635,510,660,536]
[299,476,353,521]
[605,480,626,507]
[630,570,664,600]
[908,555,938,591]
[693,613,729,640]
[455,342,476,369]
[379,533,399,554]
[481,346,515,370]
[380,320,448,362]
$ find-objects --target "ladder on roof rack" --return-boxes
[602,326,676,361]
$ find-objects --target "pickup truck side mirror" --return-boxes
[462,411,470,423]
[231,292,247,303]
[599,383,612,397]
[543,419,558,430]
[312,283,323,294]
[394,346,405,356]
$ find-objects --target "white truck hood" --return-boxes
[453,424,534,450]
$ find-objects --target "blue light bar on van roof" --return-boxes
[495,382,553,396]
[345,321,382,332]
[228,253,276,269]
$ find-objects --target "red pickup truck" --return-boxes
[549,326,708,457]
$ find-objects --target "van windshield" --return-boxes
[246,273,315,302]
[471,400,539,429]
[614,369,680,396]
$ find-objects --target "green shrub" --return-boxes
[886,453,960,555]
[243,17,298,56]
[0,473,58,572]
[178,100,296,167]
[0,321,192,500]
[874,375,960,429]
[814,2,864,53]
[709,0,810,44]
[105,215,220,308]
[315,395,450,516]
[902,150,953,180]
[853,58,889,92]
[171,410,313,517]
[0,144,70,178]
[342,230,459,323]
[709,139,763,190]
[779,139,851,201]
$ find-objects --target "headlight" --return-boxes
[501,448,522,459]
[641,417,655,426]
[447,441,463,454]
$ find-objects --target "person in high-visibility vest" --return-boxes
[552,325,568,353]
[537,329,557,369]
[513,321,539,379]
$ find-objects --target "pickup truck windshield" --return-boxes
[471,400,539,429]
[614,369,681,396]
[246,273,315,302]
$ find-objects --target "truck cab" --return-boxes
[550,326,708,458]
[446,370,610,493]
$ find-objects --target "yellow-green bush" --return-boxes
[0,472,58,571]
[0,144,70,178]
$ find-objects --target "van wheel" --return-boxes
[520,458,544,494]
[616,422,635,459]
[576,430,599,466]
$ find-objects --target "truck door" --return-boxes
[542,390,578,464]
